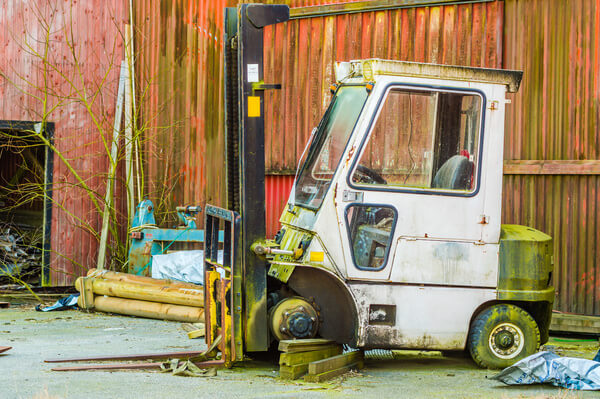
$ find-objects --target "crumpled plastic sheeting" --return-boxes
[151,250,224,285]
[492,351,600,390]
[36,294,79,312]
[160,358,217,377]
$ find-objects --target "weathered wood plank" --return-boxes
[304,361,364,383]
[503,160,600,175]
[279,363,309,380]
[308,351,364,375]
[550,313,600,335]
[278,339,334,353]
[279,346,342,366]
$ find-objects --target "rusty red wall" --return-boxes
[0,1,126,285]
[134,0,504,247]
[503,0,600,315]
[261,1,503,235]
[264,1,503,173]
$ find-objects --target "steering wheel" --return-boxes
[353,165,387,185]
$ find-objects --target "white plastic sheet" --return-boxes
[492,351,600,390]
[151,250,223,285]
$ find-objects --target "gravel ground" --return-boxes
[1,304,598,399]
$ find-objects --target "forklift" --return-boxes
[203,3,554,370]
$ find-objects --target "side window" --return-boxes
[351,88,482,193]
[345,205,396,270]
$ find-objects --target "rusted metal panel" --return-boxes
[134,0,229,225]
[0,1,126,286]
[265,175,295,238]
[503,0,600,315]
[263,1,503,173]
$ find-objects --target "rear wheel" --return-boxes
[468,304,540,369]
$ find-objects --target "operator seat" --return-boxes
[432,155,473,190]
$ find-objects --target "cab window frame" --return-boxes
[344,203,398,272]
[347,83,487,198]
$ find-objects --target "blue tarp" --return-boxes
[35,294,79,312]
[492,351,600,390]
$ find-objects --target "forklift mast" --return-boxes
[204,4,289,362]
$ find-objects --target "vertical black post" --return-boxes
[41,122,54,287]
[237,4,289,352]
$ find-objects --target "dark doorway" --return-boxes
[0,121,54,286]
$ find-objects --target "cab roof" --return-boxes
[335,59,523,93]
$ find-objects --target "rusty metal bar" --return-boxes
[45,351,206,363]
[289,0,494,19]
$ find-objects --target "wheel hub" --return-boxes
[489,323,524,359]
[269,297,320,341]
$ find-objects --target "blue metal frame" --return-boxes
[127,200,224,276]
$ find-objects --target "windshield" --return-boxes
[294,85,368,210]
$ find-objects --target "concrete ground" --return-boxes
[1,304,598,399]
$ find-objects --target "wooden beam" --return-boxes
[279,346,342,366]
[308,351,364,375]
[289,0,492,19]
[278,339,335,353]
[304,361,364,383]
[503,160,600,175]
[550,313,600,335]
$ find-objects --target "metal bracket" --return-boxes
[342,190,364,202]
[251,81,282,95]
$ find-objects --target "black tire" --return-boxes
[467,304,540,369]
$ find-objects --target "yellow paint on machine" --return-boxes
[248,96,260,117]
[310,251,324,262]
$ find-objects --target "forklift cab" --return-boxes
[267,60,554,369]
[294,60,507,284]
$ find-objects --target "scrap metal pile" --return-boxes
[0,223,42,284]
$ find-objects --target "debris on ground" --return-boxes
[492,350,600,390]
[0,223,42,284]
[35,294,79,312]
[160,359,217,377]
[180,322,205,339]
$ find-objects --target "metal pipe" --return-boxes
[90,278,204,308]
[91,296,204,323]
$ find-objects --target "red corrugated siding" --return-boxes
[135,0,503,250]
[263,1,504,172]
[503,0,600,315]
[265,175,295,238]
[0,1,126,285]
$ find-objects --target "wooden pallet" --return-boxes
[278,339,363,382]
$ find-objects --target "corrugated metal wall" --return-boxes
[264,1,503,172]
[503,0,600,315]
[0,1,126,285]
[134,0,229,220]
[132,0,369,220]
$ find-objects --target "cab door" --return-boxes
[337,83,494,287]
